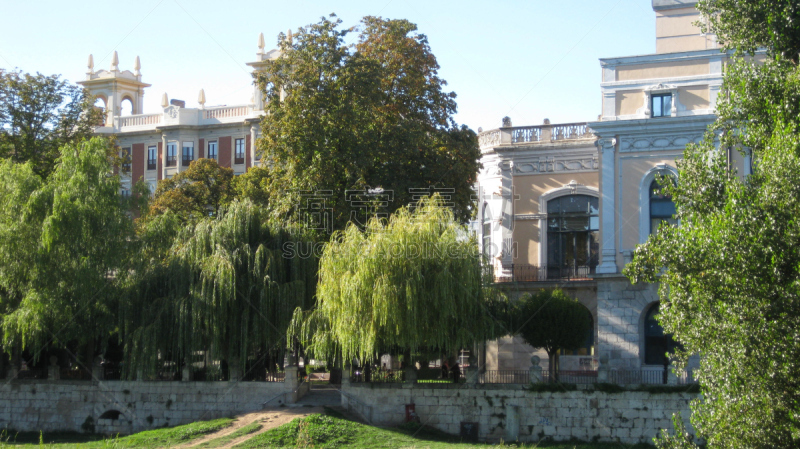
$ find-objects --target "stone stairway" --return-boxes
[292,384,341,408]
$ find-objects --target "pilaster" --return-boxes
[596,138,618,274]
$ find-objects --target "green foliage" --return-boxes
[290,195,506,366]
[0,71,104,179]
[696,0,800,61]
[509,289,591,381]
[121,200,318,377]
[257,15,481,230]
[625,5,800,448]
[145,158,235,224]
[0,137,132,357]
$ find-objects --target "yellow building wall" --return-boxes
[656,8,702,38]
[616,59,709,81]
[620,156,681,250]
[615,90,644,116]
[678,86,710,110]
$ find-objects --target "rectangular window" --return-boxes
[207,141,218,160]
[166,142,177,167]
[121,147,131,173]
[651,93,672,118]
[182,142,194,167]
[147,145,157,170]
[234,138,245,164]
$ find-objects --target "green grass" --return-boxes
[233,410,652,449]
[0,417,234,448]
[192,422,262,448]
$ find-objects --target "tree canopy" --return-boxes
[289,195,506,367]
[507,289,592,381]
[256,15,481,231]
[0,71,104,178]
[625,1,800,447]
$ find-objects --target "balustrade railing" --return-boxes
[551,123,590,140]
[494,264,596,283]
[480,370,529,384]
[204,105,250,120]
[511,126,541,143]
[478,122,593,149]
[118,114,162,128]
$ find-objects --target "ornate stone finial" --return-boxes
[287,29,293,44]
[501,116,512,127]
[134,56,141,76]
[198,89,206,109]
[111,51,119,72]
[161,92,169,109]
[477,127,483,133]
[87,54,94,73]
[258,32,265,54]
[543,118,551,125]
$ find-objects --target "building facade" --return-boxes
[478,0,755,378]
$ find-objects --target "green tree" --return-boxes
[0,71,104,178]
[146,158,235,224]
[625,2,800,447]
[0,137,132,367]
[508,289,591,382]
[257,15,481,231]
[121,200,317,379]
[289,195,506,368]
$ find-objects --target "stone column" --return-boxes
[48,356,60,381]
[229,358,241,382]
[285,366,299,403]
[596,138,618,274]
[528,356,543,384]
[92,356,104,381]
[667,365,678,386]
[403,366,418,384]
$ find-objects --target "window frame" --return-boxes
[120,147,131,173]
[207,140,218,161]
[234,138,245,165]
[544,194,600,279]
[651,93,672,118]
[166,142,177,167]
[182,142,194,167]
[147,145,157,171]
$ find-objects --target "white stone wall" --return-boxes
[342,383,696,444]
[596,276,659,369]
[0,380,289,435]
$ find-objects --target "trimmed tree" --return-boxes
[509,289,592,382]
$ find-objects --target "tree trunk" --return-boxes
[547,350,560,382]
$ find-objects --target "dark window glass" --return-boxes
[650,179,677,234]
[121,148,131,173]
[644,303,679,365]
[182,143,194,167]
[546,195,599,279]
[147,146,157,170]
[652,93,672,118]
[208,141,218,160]
[166,143,177,167]
[234,138,245,164]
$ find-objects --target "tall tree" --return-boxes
[626,2,800,447]
[0,71,104,178]
[256,15,481,231]
[508,289,592,382]
[0,137,132,365]
[289,195,506,368]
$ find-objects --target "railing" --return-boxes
[118,114,162,128]
[204,105,250,120]
[16,369,47,380]
[551,123,590,140]
[494,264,596,283]
[512,126,541,143]
[542,370,598,384]
[478,122,593,149]
[480,370,529,384]
[104,367,122,381]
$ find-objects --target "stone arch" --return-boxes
[120,95,134,116]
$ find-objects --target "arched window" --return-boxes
[644,303,678,365]
[482,204,492,258]
[546,195,599,278]
[649,179,676,234]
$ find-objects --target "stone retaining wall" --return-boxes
[342,382,696,444]
[0,380,290,435]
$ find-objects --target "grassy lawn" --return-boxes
[234,409,652,449]
[0,418,233,448]
[0,409,654,448]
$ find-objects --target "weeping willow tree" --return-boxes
[120,200,317,378]
[0,137,133,366]
[290,195,506,367]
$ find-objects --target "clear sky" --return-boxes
[0,0,656,131]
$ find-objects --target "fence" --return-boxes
[494,264,595,283]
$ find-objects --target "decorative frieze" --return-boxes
[619,134,703,152]
[513,156,598,174]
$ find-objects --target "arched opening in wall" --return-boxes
[93,97,107,126]
[643,302,679,366]
[120,97,134,116]
[649,179,677,235]
[546,195,599,279]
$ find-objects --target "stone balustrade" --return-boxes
[478,121,594,151]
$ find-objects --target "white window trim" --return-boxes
[207,140,218,161]
[234,137,246,164]
[537,181,600,267]
[644,83,679,118]
[638,163,679,244]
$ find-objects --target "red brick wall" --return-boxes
[219,136,232,168]
[157,142,163,181]
[245,135,251,168]
[132,143,144,183]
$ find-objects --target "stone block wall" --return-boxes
[0,380,290,435]
[342,383,696,444]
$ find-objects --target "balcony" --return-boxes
[478,121,594,152]
[493,264,596,283]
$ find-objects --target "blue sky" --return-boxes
[0,0,656,131]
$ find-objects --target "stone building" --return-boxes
[478,0,757,378]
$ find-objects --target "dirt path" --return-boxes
[179,407,324,449]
